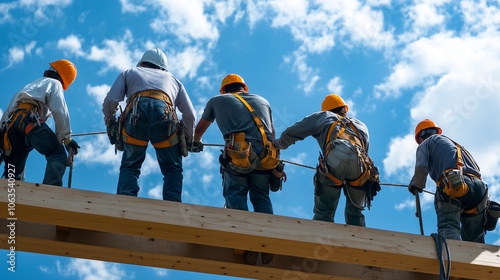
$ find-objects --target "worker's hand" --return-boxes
[408,185,423,196]
[106,121,118,145]
[190,138,203,153]
[65,139,80,155]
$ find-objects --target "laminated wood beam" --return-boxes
[0,220,439,280]
[0,179,499,279]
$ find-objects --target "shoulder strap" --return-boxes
[231,93,271,148]
[443,136,479,171]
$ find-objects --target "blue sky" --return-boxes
[1,0,500,279]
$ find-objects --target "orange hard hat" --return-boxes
[415,119,442,144]
[220,74,248,94]
[322,94,348,112]
[49,60,77,90]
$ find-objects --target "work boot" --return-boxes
[261,253,274,265]
[243,250,259,265]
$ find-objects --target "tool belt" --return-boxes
[486,200,500,231]
[437,169,471,198]
[120,90,180,149]
[223,94,280,174]
[320,117,379,187]
[2,103,43,156]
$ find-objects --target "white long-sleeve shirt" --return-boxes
[102,67,196,138]
[1,77,71,143]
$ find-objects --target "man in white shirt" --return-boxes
[1,60,79,186]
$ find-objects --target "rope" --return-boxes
[431,232,451,280]
[71,131,106,137]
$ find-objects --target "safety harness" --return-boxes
[436,137,488,215]
[2,102,43,156]
[319,116,378,187]
[222,94,280,174]
[120,90,179,148]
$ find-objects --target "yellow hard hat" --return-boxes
[49,60,77,90]
[220,74,248,94]
[415,119,442,144]
[322,94,348,112]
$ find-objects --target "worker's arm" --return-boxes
[194,118,212,139]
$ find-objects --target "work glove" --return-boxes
[408,185,423,196]
[106,120,119,145]
[64,138,80,155]
[190,138,203,153]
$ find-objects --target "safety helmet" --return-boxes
[415,119,442,144]
[321,94,349,113]
[220,74,248,94]
[49,60,77,90]
[137,48,168,70]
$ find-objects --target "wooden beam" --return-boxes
[1,180,499,279]
[0,220,440,280]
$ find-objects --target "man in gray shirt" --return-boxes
[275,94,379,227]
[409,119,494,243]
[193,74,278,265]
[103,48,196,202]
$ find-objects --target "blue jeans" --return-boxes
[222,171,273,214]
[313,170,366,227]
[117,97,183,202]
[435,176,487,243]
[3,113,67,186]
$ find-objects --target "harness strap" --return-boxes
[2,103,42,156]
[121,90,178,147]
[231,94,270,149]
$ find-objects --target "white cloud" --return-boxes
[326,76,343,95]
[287,50,320,94]
[403,0,451,37]
[87,30,138,73]
[57,34,84,57]
[383,134,417,177]
[289,152,308,165]
[152,268,169,277]
[5,41,37,69]
[57,259,127,280]
[148,184,162,199]
[168,46,207,79]
[461,0,500,33]
[78,135,121,173]
[119,0,146,13]
[0,2,17,24]
[86,84,111,106]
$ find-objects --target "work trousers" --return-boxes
[314,140,366,226]
[3,112,67,186]
[117,97,183,202]
[435,176,488,243]
[222,171,273,214]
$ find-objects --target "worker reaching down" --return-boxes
[275,94,380,227]
[0,60,79,186]
[409,119,499,243]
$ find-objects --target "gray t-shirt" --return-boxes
[102,66,196,138]
[201,92,274,154]
[275,111,369,154]
[414,134,481,182]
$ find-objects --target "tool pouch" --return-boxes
[486,200,500,231]
[442,169,469,198]
[226,132,260,174]
[259,146,281,170]
[269,162,286,192]
[178,126,188,157]
[116,115,125,152]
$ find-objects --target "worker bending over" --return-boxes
[0,60,79,186]
[409,119,499,243]
[275,94,380,227]
[192,74,280,265]
[103,48,196,202]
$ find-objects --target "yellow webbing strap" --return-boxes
[2,104,40,155]
[120,90,177,147]
[322,116,369,187]
[152,133,179,148]
[121,128,148,146]
[231,94,270,148]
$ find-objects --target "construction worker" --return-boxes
[103,48,196,202]
[192,74,280,265]
[0,60,79,186]
[275,94,380,227]
[409,119,499,243]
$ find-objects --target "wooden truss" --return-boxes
[0,180,499,279]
